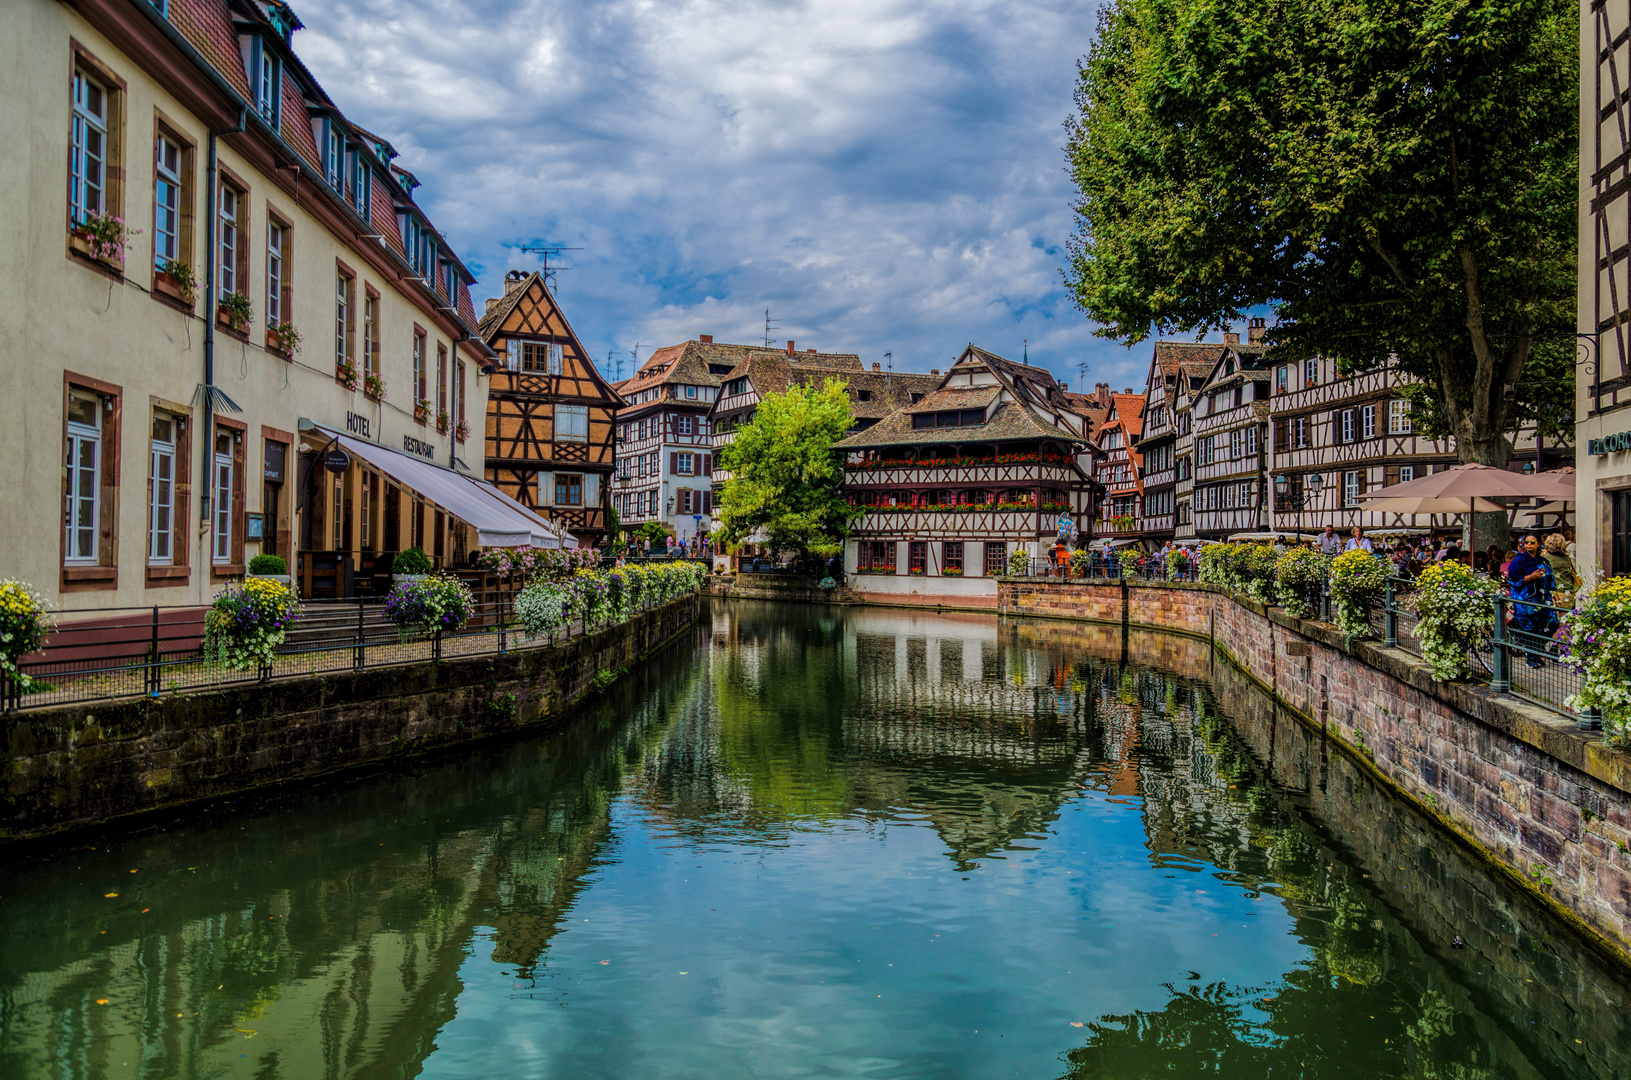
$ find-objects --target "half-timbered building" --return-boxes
[1579,0,1631,580]
[610,336,732,542]
[478,271,622,545]
[1094,393,1145,543]
[1191,336,1273,539]
[836,346,1103,608]
[1138,344,1228,545]
[1266,356,1553,535]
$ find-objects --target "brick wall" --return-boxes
[0,596,699,842]
[997,576,1631,963]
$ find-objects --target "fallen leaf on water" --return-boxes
[236,1028,257,1039]
[95,999,109,1005]
[104,893,118,898]
[599,960,609,965]
[129,869,138,874]
[1070,1022,1084,1028]
[142,909,149,914]
[679,972,688,975]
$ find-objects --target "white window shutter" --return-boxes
[537,471,554,506]
[506,340,520,372]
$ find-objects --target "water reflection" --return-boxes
[0,600,1624,1078]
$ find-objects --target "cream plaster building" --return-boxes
[0,0,528,615]
[1580,0,1631,582]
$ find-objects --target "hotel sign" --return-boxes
[1588,431,1631,455]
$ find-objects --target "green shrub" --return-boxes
[1274,548,1329,618]
[248,553,287,575]
[392,547,433,574]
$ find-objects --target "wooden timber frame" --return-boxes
[478,272,620,545]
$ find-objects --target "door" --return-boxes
[1613,490,1631,576]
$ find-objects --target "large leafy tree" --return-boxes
[1064,0,1576,465]
[714,379,860,557]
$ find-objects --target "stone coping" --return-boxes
[997,575,1631,798]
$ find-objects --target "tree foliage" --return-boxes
[714,379,860,557]
[1065,0,1576,463]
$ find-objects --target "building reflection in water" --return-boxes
[0,599,1626,1079]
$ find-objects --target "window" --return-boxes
[1343,470,1362,507]
[335,269,355,370]
[983,542,1006,577]
[557,404,589,442]
[1276,366,1288,393]
[685,385,698,399]
[1389,398,1412,434]
[1229,429,1241,460]
[675,453,694,476]
[266,218,288,326]
[153,133,183,268]
[217,181,242,297]
[212,431,234,563]
[149,415,176,564]
[943,542,963,574]
[1304,358,1319,386]
[324,120,343,189]
[457,362,467,429]
[253,40,279,124]
[363,291,379,379]
[70,67,109,224]
[1362,404,1376,440]
[1339,409,1355,444]
[676,415,693,436]
[414,332,427,407]
[350,150,369,218]
[1293,417,1308,448]
[1398,465,1416,483]
[908,541,927,573]
[555,473,583,506]
[522,342,563,373]
[862,541,897,573]
[64,389,103,564]
[1245,425,1257,455]
[432,344,448,422]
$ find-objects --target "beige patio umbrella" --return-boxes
[1354,462,1561,516]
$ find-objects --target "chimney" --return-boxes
[787,340,796,355]
[1248,316,1266,343]
[808,348,817,354]
[1095,382,1111,409]
[485,297,499,314]
[930,368,939,375]
[504,269,527,295]
[1224,331,1240,346]
[699,334,713,344]
[872,363,881,371]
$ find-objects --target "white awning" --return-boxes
[311,426,570,549]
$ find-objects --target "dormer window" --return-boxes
[323,119,342,189]
[349,150,370,218]
[249,39,280,126]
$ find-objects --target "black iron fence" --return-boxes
[1007,560,1590,728]
[1,591,687,714]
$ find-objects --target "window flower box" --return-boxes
[455,419,470,442]
[943,568,963,577]
[364,372,386,400]
[217,291,253,335]
[336,358,360,391]
[437,409,450,435]
[414,399,432,425]
[267,321,301,356]
[68,212,134,273]
[154,260,196,307]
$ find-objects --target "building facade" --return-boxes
[1580,0,1631,581]
[1093,393,1145,543]
[610,337,729,542]
[1190,344,1273,539]
[4,0,524,611]
[836,346,1102,607]
[478,271,621,546]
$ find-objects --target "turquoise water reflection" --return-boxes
[0,601,1626,1078]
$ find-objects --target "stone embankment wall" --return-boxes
[0,595,698,842]
[998,577,1631,967]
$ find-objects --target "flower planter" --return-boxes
[265,328,291,356]
[68,231,123,274]
[217,309,248,336]
[248,573,292,587]
[154,270,195,308]
[393,574,428,586]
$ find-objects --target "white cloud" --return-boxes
[294,0,1165,390]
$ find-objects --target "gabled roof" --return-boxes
[906,386,1001,413]
[834,401,1085,449]
[477,272,621,403]
[1152,342,1229,383]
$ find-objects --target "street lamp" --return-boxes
[1273,471,1323,510]
[1521,460,1536,475]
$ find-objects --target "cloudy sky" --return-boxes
[295,0,1163,393]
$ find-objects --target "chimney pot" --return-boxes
[700,334,713,344]
[808,348,817,354]
[484,297,499,314]
[872,363,881,371]
[787,340,795,355]
[504,269,526,295]
[1224,332,1240,345]
[1248,317,1266,342]
[930,369,939,375]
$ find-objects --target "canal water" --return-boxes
[2,601,1629,1079]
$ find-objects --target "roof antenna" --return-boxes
[517,242,583,293]
[884,351,892,392]
[608,348,624,382]
[628,342,641,373]
[763,308,780,349]
[1076,359,1090,393]
[1023,339,1028,364]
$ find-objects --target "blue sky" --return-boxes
[295,0,1170,394]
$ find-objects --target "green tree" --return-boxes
[1064,0,1576,465]
[715,379,859,557]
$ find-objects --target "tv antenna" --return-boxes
[884,351,892,391]
[1076,359,1091,394]
[517,243,582,293]
[628,342,641,373]
[763,308,780,348]
[608,348,625,382]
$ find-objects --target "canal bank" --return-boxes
[0,595,699,843]
[995,576,1631,969]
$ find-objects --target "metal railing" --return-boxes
[1,590,689,714]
